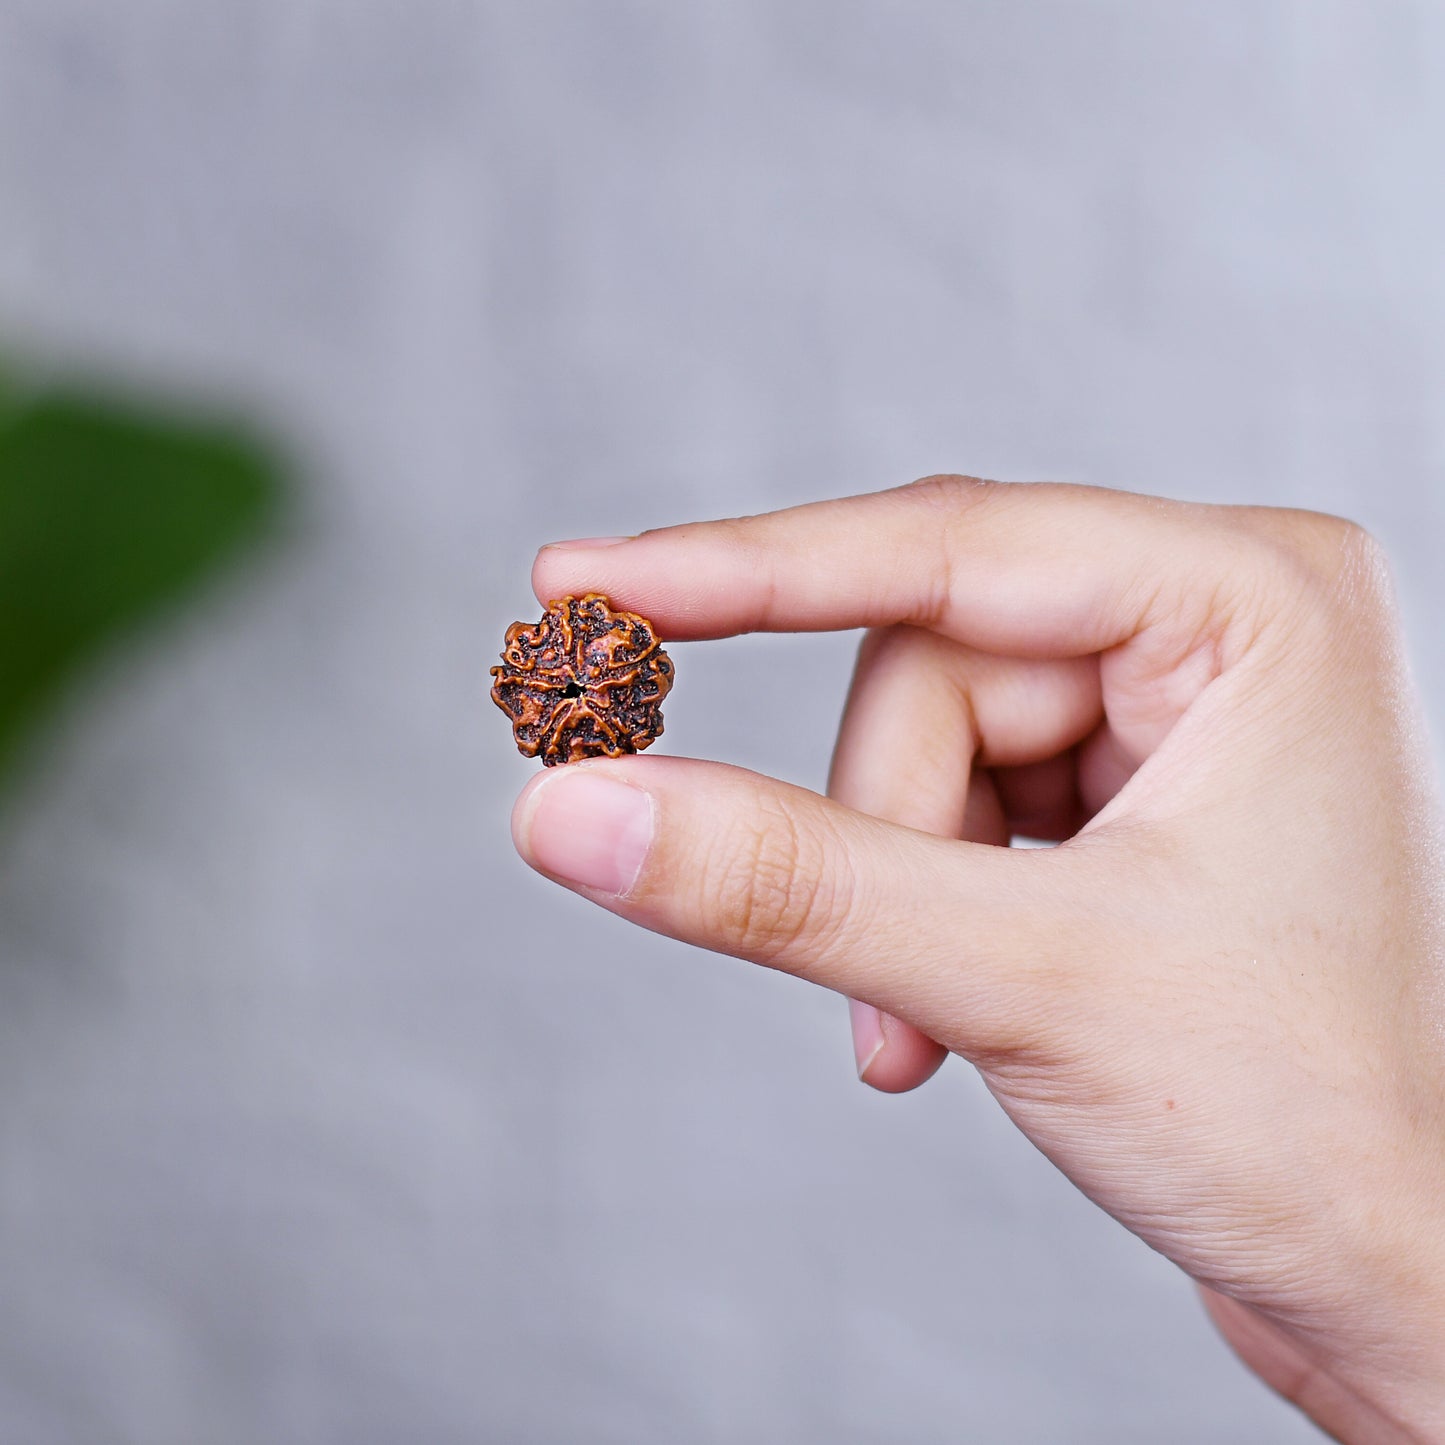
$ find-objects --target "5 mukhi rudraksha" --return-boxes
[491,593,675,766]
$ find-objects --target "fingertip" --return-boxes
[540,536,635,552]
[851,1002,950,1094]
[509,765,556,863]
[509,761,656,897]
[850,998,886,1079]
[860,1042,950,1094]
[531,535,636,607]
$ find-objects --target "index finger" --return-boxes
[531,476,1251,658]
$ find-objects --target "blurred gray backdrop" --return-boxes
[1,2,1442,1441]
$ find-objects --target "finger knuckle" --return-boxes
[1253,509,1393,611]
[895,476,1007,625]
[901,473,1000,515]
[704,801,843,968]
[1321,517,1394,609]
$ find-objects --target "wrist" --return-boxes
[1207,1114,1445,1442]
[1306,1157,1445,1442]
[1330,1283,1445,1442]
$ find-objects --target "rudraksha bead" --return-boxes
[491,594,674,766]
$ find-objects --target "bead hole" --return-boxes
[561,681,583,699]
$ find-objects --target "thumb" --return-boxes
[510,754,1082,1062]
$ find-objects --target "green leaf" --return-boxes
[0,381,286,789]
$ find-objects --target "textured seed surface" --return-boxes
[491,594,675,766]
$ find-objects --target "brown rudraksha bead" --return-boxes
[491,593,675,766]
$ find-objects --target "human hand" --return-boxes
[512,477,1445,1443]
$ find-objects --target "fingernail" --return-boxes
[516,768,654,896]
[540,535,634,551]
[850,998,886,1080]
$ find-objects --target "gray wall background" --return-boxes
[0,2,1441,1441]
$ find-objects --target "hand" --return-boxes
[511,477,1445,1443]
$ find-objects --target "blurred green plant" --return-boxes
[0,360,285,791]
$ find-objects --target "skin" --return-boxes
[510,476,1445,1443]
